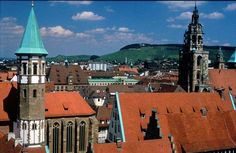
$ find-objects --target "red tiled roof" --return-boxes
[167,111,236,152]
[0,71,17,82]
[209,69,236,96]
[118,65,139,74]
[23,147,46,153]
[0,135,22,153]
[48,65,88,85]
[0,82,95,121]
[86,70,125,78]
[0,72,8,81]
[94,139,172,153]
[45,91,95,117]
[0,82,18,121]
[118,92,236,152]
[97,105,112,121]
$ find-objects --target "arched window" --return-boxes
[32,123,37,130]
[66,122,73,152]
[22,122,27,130]
[53,122,60,153]
[79,121,86,151]
[33,63,37,75]
[198,35,202,44]
[197,56,202,67]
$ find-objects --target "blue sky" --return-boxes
[0,1,236,57]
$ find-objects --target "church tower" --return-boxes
[178,5,210,92]
[15,4,48,146]
[215,47,225,69]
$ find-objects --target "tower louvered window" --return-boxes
[79,121,86,151]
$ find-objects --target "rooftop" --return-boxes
[0,82,95,121]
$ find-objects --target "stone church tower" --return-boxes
[215,47,225,69]
[14,4,48,146]
[178,5,211,92]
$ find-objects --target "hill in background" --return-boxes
[47,44,236,64]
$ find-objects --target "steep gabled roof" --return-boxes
[48,65,88,85]
[15,7,48,55]
[45,91,95,117]
[209,69,236,97]
[117,92,235,152]
[94,139,172,153]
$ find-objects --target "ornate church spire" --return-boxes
[192,2,199,24]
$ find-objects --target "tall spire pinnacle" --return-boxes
[32,0,34,7]
[15,4,48,55]
[192,1,199,24]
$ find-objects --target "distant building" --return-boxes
[214,47,225,69]
[88,62,112,71]
[96,105,112,143]
[47,64,89,91]
[179,5,211,92]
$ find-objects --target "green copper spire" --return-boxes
[15,6,48,55]
[228,49,236,63]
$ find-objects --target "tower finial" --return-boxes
[32,0,34,7]
[195,1,197,10]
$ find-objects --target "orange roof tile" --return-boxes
[94,139,172,153]
[0,72,8,81]
[45,91,95,117]
[167,111,236,152]
[0,82,18,121]
[118,92,236,152]
[209,69,236,96]
[0,82,95,121]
